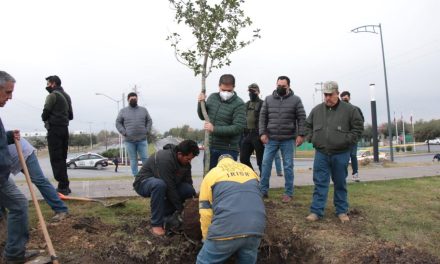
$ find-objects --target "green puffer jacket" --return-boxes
[305,100,364,154]
[197,92,246,151]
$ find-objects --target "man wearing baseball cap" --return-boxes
[239,83,264,173]
[304,81,363,223]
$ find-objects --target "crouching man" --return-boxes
[197,155,266,264]
[133,140,200,236]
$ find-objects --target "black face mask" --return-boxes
[129,100,138,107]
[276,86,287,96]
[45,86,52,93]
[249,92,258,101]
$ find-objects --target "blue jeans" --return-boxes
[260,139,295,196]
[135,177,195,227]
[310,150,350,217]
[350,144,358,175]
[26,152,68,213]
[197,236,261,264]
[274,150,283,175]
[0,178,29,261]
[209,148,238,170]
[125,140,148,176]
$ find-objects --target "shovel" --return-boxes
[57,193,128,208]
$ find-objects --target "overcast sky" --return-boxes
[1,0,439,134]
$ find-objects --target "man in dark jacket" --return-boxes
[240,83,264,173]
[305,81,364,223]
[0,71,39,263]
[133,140,200,236]
[340,91,365,182]
[197,74,246,170]
[259,76,307,203]
[116,92,153,176]
[42,75,73,195]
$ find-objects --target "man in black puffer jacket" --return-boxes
[259,76,306,203]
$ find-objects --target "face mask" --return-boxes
[219,91,233,101]
[277,86,287,96]
[129,100,138,107]
[249,92,258,101]
[45,86,52,93]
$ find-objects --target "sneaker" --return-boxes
[338,213,350,223]
[281,195,292,203]
[150,226,165,237]
[262,193,269,199]
[352,173,360,182]
[52,212,69,222]
[5,249,40,264]
[57,187,72,195]
[305,213,319,222]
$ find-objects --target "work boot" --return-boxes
[352,173,360,182]
[338,213,350,223]
[52,212,69,222]
[57,187,72,195]
[5,249,40,264]
[305,213,319,222]
[281,195,292,203]
[150,226,165,237]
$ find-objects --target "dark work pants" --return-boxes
[47,126,70,189]
[240,132,264,173]
[135,177,196,227]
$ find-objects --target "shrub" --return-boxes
[406,145,413,151]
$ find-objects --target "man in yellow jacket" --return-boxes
[197,154,266,264]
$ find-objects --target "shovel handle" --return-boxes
[57,193,100,203]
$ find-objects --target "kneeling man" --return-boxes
[197,155,266,264]
[133,140,200,236]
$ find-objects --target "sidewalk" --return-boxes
[15,163,440,200]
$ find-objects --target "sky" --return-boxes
[1,0,439,134]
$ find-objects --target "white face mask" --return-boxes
[219,91,233,101]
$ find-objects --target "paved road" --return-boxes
[11,137,440,199]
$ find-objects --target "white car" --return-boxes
[357,150,388,162]
[66,153,108,170]
[425,138,440,145]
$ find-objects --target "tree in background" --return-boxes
[167,0,260,174]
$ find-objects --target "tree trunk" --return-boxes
[201,53,210,176]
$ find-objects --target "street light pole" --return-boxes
[95,92,123,160]
[370,84,379,162]
[351,23,394,162]
[314,82,324,102]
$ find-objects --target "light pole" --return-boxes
[314,82,324,103]
[95,93,122,160]
[351,23,394,162]
[369,84,379,162]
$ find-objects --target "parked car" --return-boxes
[66,153,108,170]
[356,150,388,162]
[425,138,440,145]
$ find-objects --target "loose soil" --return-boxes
[0,199,438,264]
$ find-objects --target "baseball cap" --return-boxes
[322,81,339,94]
[248,83,260,92]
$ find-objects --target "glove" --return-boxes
[163,211,183,232]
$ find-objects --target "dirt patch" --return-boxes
[1,201,439,263]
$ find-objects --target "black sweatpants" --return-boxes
[240,131,264,173]
[47,126,70,189]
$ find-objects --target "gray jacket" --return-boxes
[116,106,152,142]
[259,90,307,141]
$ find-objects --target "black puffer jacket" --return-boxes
[259,90,307,140]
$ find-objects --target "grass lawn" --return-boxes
[23,176,440,263]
